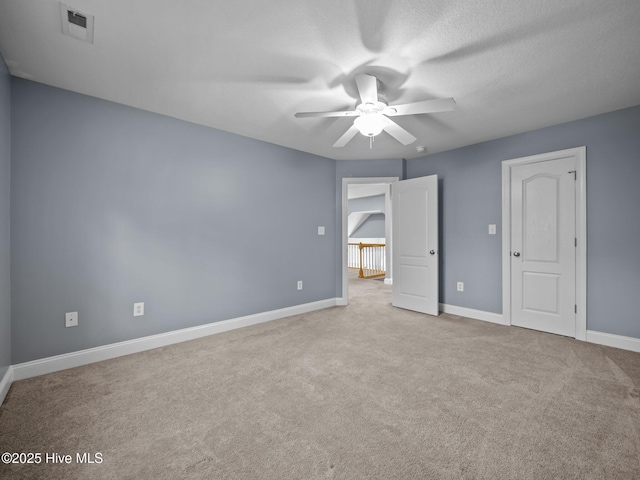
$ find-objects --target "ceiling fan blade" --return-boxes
[383,119,417,145]
[384,98,456,116]
[355,74,378,104]
[333,125,360,148]
[295,110,358,118]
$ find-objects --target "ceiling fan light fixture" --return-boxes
[354,114,387,137]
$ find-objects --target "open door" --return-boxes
[392,175,439,315]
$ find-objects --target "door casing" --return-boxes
[501,147,587,340]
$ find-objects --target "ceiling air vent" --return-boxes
[59,3,94,44]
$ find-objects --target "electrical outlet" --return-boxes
[457,282,464,292]
[133,302,144,317]
[65,312,78,328]
[489,224,496,235]
[297,280,303,291]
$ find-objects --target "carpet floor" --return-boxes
[2,271,640,479]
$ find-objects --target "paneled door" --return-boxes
[511,157,576,336]
[392,175,439,316]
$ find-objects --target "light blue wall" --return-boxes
[347,194,385,215]
[351,214,385,239]
[408,105,640,338]
[10,78,336,364]
[348,194,385,238]
[0,56,10,379]
[335,159,402,296]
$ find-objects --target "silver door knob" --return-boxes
[513,251,521,257]
[430,250,436,255]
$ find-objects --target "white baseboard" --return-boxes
[586,330,640,353]
[438,305,640,353]
[335,298,348,306]
[0,366,13,405]
[12,298,338,381]
[439,303,507,325]
[384,278,393,285]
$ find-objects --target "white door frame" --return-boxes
[340,177,399,305]
[501,147,587,340]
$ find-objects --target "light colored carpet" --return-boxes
[2,271,640,479]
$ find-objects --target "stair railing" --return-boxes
[348,242,386,278]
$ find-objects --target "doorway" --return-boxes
[502,147,587,339]
[340,177,397,304]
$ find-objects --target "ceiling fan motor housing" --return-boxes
[356,100,386,114]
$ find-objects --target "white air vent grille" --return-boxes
[60,3,94,44]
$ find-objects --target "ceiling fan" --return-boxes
[295,74,456,148]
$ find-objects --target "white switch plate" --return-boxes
[65,311,78,328]
[488,224,497,235]
[457,282,464,292]
[318,226,325,235]
[134,302,144,317]
[297,280,303,290]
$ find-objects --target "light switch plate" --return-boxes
[488,224,496,235]
[318,226,325,235]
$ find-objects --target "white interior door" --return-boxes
[511,157,576,336]
[392,175,439,315]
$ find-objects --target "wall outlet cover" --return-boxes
[457,282,464,292]
[65,311,78,328]
[134,302,144,317]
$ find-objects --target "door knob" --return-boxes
[430,250,436,255]
[513,251,521,257]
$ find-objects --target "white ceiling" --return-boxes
[1,0,639,160]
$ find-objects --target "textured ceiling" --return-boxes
[1,0,639,160]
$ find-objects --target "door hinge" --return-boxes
[575,237,577,247]
[568,170,577,180]
[575,305,577,314]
